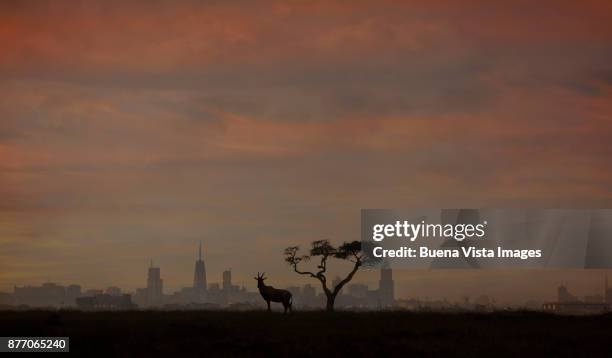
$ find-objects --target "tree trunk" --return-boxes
[325,294,336,312]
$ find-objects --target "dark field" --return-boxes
[0,310,611,357]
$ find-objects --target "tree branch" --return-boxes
[292,265,316,278]
[316,253,329,277]
[332,256,362,297]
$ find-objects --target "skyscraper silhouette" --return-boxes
[147,260,163,305]
[222,269,232,291]
[379,263,395,307]
[193,242,207,292]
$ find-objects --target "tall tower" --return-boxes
[193,242,207,292]
[146,260,163,305]
[222,269,232,291]
[379,262,395,307]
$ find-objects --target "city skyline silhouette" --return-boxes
[2,241,611,312]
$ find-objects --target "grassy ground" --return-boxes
[0,310,610,357]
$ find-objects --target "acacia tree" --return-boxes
[284,240,375,312]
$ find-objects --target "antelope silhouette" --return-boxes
[254,272,292,313]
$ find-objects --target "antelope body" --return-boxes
[254,272,292,313]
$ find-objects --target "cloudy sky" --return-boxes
[1,0,611,303]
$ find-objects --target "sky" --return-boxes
[1,0,611,303]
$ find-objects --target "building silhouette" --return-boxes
[204,269,256,306]
[302,284,317,307]
[13,283,73,307]
[66,284,82,305]
[348,283,368,298]
[222,269,232,291]
[543,278,611,314]
[193,242,207,292]
[105,286,122,296]
[147,260,163,305]
[379,263,395,307]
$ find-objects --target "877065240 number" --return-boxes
[1,337,69,352]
